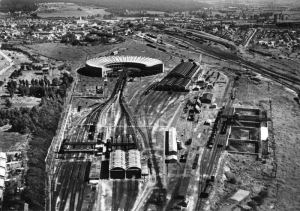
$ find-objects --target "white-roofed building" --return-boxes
[0,179,4,188]
[141,165,149,176]
[260,126,268,141]
[0,189,3,201]
[165,127,178,155]
[0,152,6,160]
[0,151,6,201]
[126,150,141,179]
[0,160,5,169]
[76,16,88,25]
[109,150,126,179]
[0,168,5,178]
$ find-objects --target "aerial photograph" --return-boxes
[0,0,299,210]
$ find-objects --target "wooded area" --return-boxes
[0,74,73,210]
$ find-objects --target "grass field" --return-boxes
[0,125,29,152]
[37,3,110,18]
[21,43,88,69]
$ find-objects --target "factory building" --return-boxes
[109,149,141,179]
[165,127,178,156]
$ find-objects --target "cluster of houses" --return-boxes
[254,29,300,48]
[0,16,129,44]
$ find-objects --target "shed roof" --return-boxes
[127,149,141,169]
[109,150,126,170]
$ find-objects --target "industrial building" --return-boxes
[84,56,164,77]
[155,62,201,92]
[165,127,178,156]
[109,149,141,179]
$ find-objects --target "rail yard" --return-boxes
[44,30,300,211]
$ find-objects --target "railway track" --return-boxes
[194,84,235,210]
[111,180,125,211]
[168,33,300,93]
[123,180,139,211]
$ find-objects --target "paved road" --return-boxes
[244,29,257,48]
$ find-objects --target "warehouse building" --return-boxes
[165,127,178,156]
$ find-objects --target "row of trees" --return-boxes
[6,73,73,98]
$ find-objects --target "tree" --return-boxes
[52,78,59,86]
[215,14,221,19]
[5,98,12,108]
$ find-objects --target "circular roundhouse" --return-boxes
[84,56,164,77]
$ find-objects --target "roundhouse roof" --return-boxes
[86,56,163,69]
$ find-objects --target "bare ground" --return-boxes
[210,76,300,211]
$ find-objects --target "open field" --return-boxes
[37,3,110,18]
[0,125,29,152]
